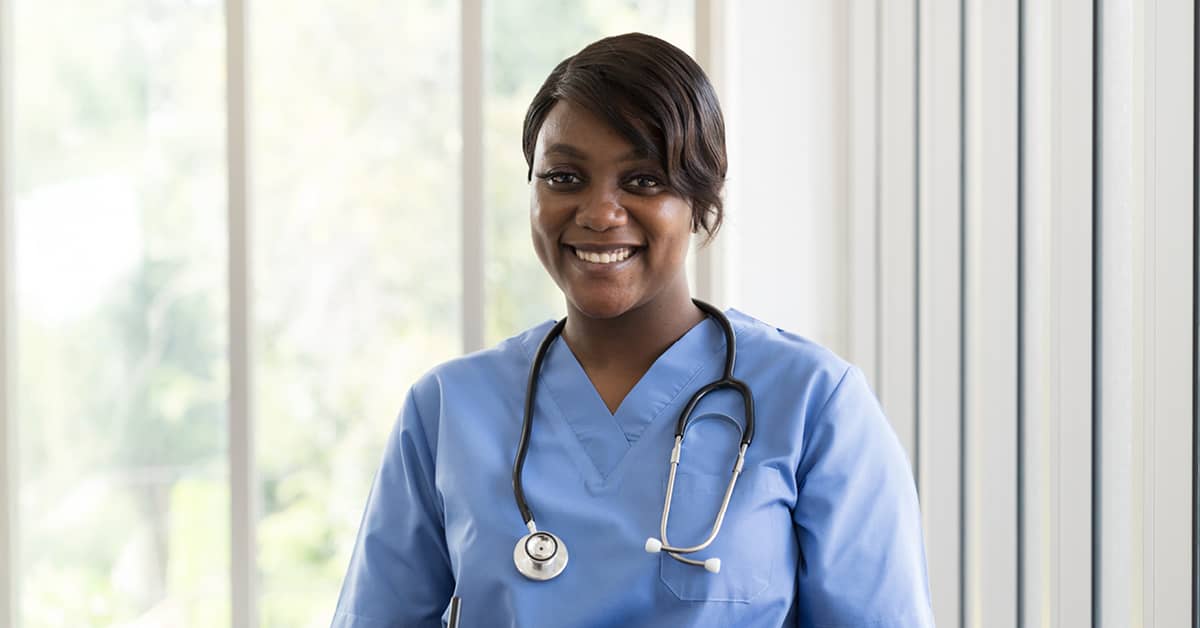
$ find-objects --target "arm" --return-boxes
[792,367,934,628]
[332,385,454,628]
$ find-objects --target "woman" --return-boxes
[332,33,933,628]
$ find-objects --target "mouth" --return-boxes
[564,245,642,267]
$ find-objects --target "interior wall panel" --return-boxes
[962,0,1019,625]
[1053,0,1097,625]
[1021,6,1053,626]
[1020,1,1095,627]
[1096,0,1138,624]
[1096,2,1196,626]
[1194,0,1199,619]
[840,0,1196,624]
[848,0,881,391]
[878,0,918,464]
[731,0,848,353]
[1141,0,1194,624]
[916,0,962,626]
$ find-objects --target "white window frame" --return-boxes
[224,0,256,625]
[462,0,484,354]
[0,0,14,623]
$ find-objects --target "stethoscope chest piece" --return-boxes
[513,529,568,581]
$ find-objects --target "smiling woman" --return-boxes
[482,3,694,345]
[529,102,696,323]
[521,33,724,412]
[331,32,934,628]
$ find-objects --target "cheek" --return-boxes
[529,197,562,265]
[647,204,695,260]
[529,195,549,238]
[530,189,566,227]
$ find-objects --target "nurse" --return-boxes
[332,32,934,628]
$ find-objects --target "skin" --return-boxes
[529,100,705,414]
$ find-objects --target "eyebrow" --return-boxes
[543,142,649,162]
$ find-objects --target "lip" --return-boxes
[562,244,642,270]
[564,242,644,252]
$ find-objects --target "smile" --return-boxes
[571,247,637,265]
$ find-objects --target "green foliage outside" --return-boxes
[13,0,689,626]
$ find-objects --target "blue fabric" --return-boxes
[331,310,934,627]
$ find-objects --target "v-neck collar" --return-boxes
[520,314,728,480]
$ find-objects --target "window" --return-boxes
[5,2,697,626]
[14,0,229,625]
[249,0,461,625]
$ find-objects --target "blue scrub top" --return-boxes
[332,310,934,627]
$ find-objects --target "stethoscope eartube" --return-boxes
[511,300,752,581]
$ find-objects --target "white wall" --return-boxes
[722,1,1196,627]
[721,0,849,357]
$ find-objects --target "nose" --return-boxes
[575,186,627,232]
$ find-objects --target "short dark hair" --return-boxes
[522,32,728,243]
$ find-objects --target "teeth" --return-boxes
[574,247,634,264]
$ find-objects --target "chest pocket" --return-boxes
[657,413,792,603]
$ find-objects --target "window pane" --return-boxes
[484,0,694,344]
[250,1,461,626]
[13,1,229,627]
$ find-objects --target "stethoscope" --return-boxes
[511,299,756,581]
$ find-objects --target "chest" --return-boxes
[584,366,642,414]
[430,371,805,620]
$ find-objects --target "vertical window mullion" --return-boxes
[462,0,484,354]
[0,0,14,623]
[226,0,256,626]
[692,0,726,307]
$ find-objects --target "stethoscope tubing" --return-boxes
[511,299,753,574]
[511,316,566,530]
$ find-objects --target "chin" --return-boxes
[566,291,639,320]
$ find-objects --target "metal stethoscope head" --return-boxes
[511,299,755,581]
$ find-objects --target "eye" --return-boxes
[627,175,662,190]
[536,171,583,187]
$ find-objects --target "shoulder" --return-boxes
[726,308,849,369]
[725,308,854,404]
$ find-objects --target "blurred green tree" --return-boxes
[13,1,691,627]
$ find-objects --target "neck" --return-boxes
[561,281,706,372]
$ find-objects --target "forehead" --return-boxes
[534,100,645,162]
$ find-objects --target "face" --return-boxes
[530,101,694,320]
